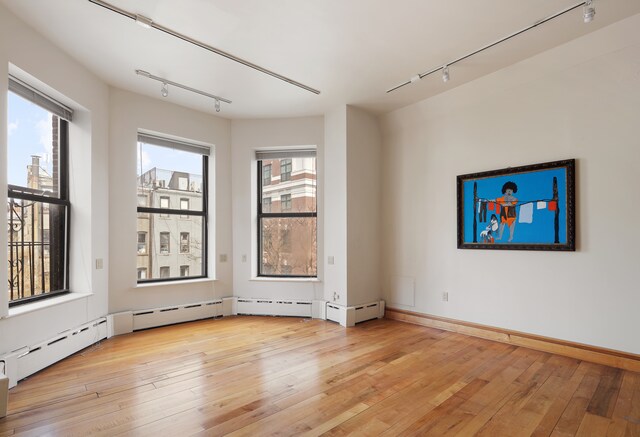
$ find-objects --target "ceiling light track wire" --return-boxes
[88,0,321,95]
[136,69,232,106]
[387,1,589,93]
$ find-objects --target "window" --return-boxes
[180,198,189,218]
[159,196,170,217]
[6,76,72,306]
[159,266,170,278]
[257,151,317,277]
[137,268,147,279]
[280,159,292,182]
[180,265,189,277]
[137,232,147,254]
[281,194,292,211]
[178,177,188,190]
[160,232,170,254]
[136,133,209,282]
[262,197,271,213]
[263,164,271,186]
[180,232,190,253]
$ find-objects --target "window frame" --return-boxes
[180,232,190,254]
[137,231,147,254]
[7,112,70,307]
[263,164,272,186]
[257,159,317,278]
[159,266,170,278]
[136,144,209,284]
[159,231,171,255]
[280,159,292,182]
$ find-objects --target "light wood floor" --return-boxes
[1,317,639,436]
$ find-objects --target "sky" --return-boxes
[137,142,202,178]
[7,91,53,187]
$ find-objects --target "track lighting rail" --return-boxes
[387,1,593,93]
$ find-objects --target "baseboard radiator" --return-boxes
[1,318,108,389]
[132,300,224,331]
[236,298,313,317]
[326,300,386,327]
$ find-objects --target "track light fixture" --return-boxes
[583,0,595,23]
[136,69,231,112]
[135,14,152,29]
[387,1,595,93]
[88,0,320,95]
[442,65,450,83]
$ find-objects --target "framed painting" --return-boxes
[457,159,575,251]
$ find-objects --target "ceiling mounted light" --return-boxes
[442,65,450,83]
[583,0,595,23]
[387,1,591,93]
[135,69,231,112]
[135,14,152,29]
[88,0,320,95]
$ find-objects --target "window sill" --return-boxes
[135,277,216,288]
[6,292,93,318]
[250,277,320,283]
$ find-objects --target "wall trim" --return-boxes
[385,307,640,372]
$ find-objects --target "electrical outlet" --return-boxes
[219,254,227,263]
[442,292,449,302]
[241,254,247,263]
[333,291,340,302]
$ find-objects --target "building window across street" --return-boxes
[136,133,209,282]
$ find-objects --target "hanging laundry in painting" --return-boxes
[478,200,487,222]
[518,202,533,224]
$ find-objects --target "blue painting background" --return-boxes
[463,168,567,244]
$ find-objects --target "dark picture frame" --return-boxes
[457,159,575,251]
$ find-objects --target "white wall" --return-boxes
[108,89,232,312]
[323,107,348,305]
[380,14,640,354]
[346,106,382,306]
[0,4,109,353]
[231,117,324,301]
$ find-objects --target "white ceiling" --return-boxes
[3,0,639,119]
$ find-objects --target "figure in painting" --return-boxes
[480,214,499,243]
[496,181,518,242]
